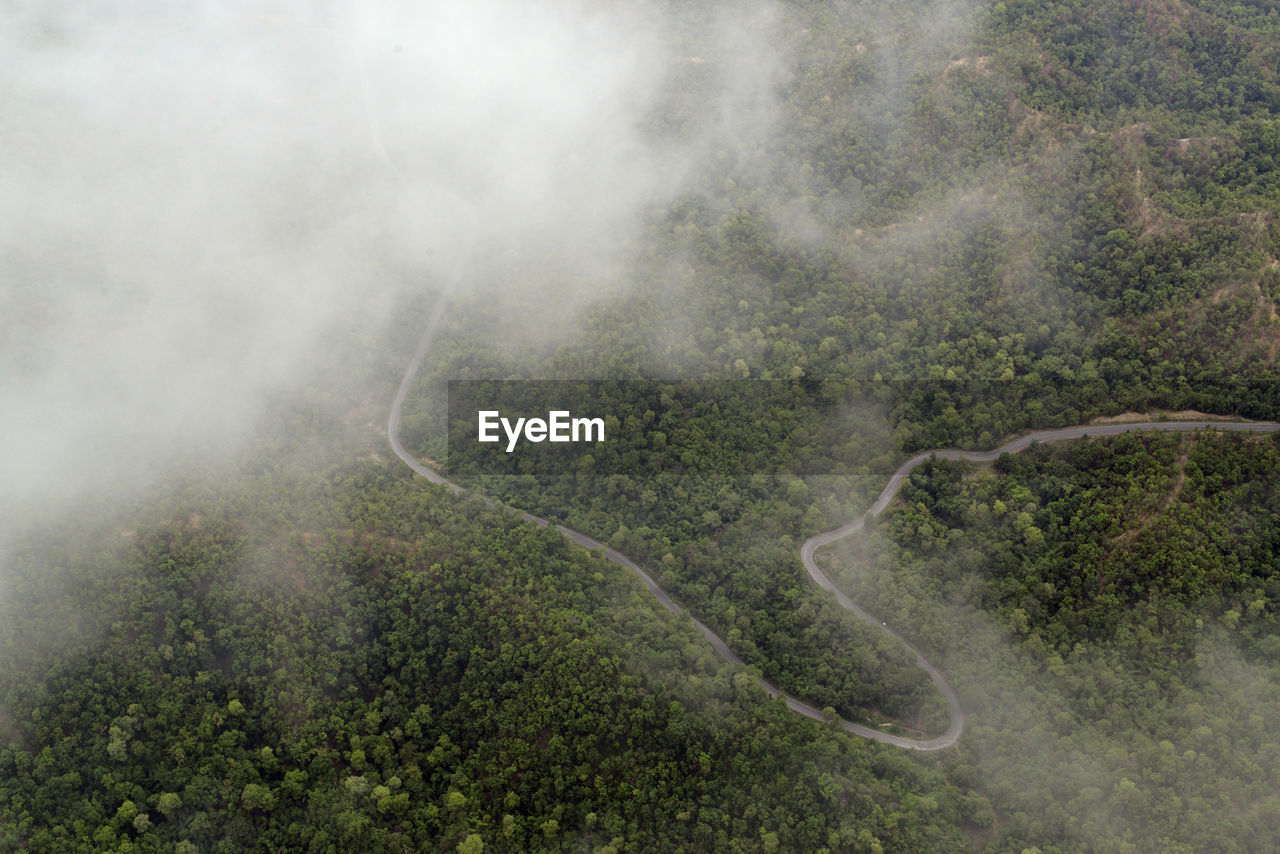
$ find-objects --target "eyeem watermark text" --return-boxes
[478,410,605,452]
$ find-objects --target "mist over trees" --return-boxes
[4,0,1280,851]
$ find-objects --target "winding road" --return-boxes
[387,302,1280,750]
[359,29,1280,751]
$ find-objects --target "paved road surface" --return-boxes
[387,294,1280,750]
[343,0,1280,752]
[362,53,1280,747]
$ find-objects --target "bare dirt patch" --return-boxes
[945,55,992,76]
[1240,274,1280,363]
[1089,410,1235,425]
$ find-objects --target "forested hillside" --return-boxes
[826,430,1280,851]
[4,0,1280,852]
[402,0,1280,763]
[0,452,973,852]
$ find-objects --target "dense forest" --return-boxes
[826,430,1280,852]
[5,0,1280,851]
[0,451,974,852]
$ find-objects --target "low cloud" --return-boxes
[1,1,787,518]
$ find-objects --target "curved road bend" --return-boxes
[362,19,972,750]
[801,418,1280,749]
[390,338,1280,750]
[314,1,1280,752]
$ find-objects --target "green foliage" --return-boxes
[397,0,1280,754]
[829,432,1280,852]
[7,0,1280,851]
[0,457,969,853]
